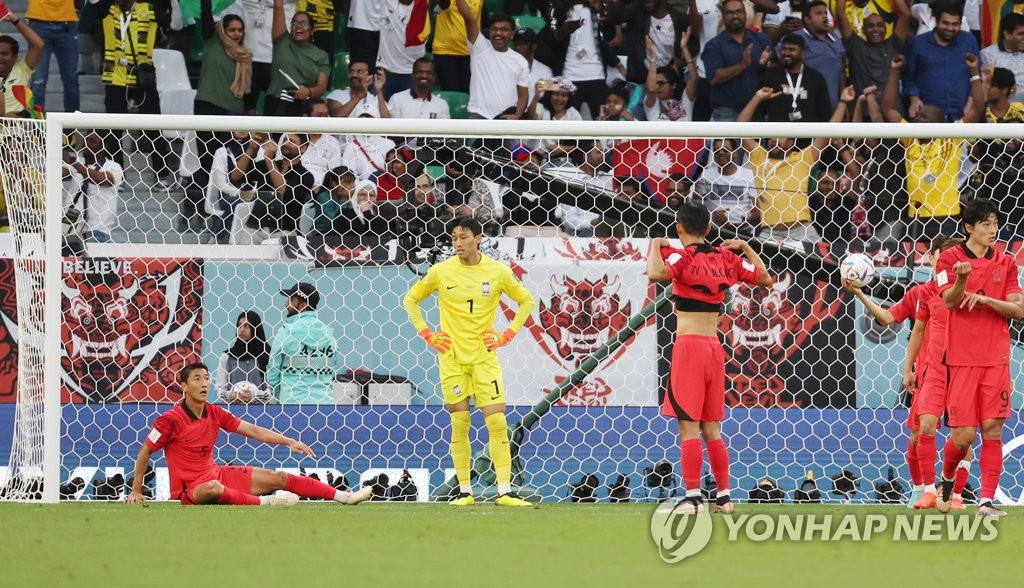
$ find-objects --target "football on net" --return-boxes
[840,253,876,288]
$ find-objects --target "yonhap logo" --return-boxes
[649,504,714,563]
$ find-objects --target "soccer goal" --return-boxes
[2,113,1023,505]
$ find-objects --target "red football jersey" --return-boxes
[914,282,947,371]
[935,243,1023,366]
[890,281,935,376]
[144,402,241,499]
[662,243,761,311]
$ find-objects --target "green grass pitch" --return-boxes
[0,503,1019,586]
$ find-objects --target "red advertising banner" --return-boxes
[0,257,204,403]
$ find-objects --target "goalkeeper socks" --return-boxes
[916,434,936,488]
[941,437,969,480]
[485,412,513,495]
[284,473,338,501]
[216,487,261,506]
[451,411,472,494]
[979,439,1003,501]
[953,459,970,496]
[681,438,702,492]
[906,437,923,486]
[705,438,731,492]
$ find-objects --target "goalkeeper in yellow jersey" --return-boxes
[404,217,536,506]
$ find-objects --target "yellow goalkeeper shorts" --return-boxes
[439,354,506,408]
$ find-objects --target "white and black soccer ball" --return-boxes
[840,253,876,288]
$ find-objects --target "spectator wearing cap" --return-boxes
[266,282,338,404]
[513,27,554,105]
[457,0,529,120]
[535,0,623,118]
[432,0,484,92]
[981,12,1024,105]
[759,34,832,123]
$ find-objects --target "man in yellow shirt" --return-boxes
[432,0,482,92]
[404,217,535,506]
[879,53,985,242]
[0,8,45,115]
[26,0,80,112]
[738,83,855,243]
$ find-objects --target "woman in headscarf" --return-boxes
[216,310,271,403]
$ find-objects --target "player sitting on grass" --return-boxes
[647,201,773,514]
[404,217,536,506]
[125,362,372,506]
[844,236,972,510]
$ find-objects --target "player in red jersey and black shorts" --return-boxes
[648,201,773,514]
[934,199,1024,517]
[843,236,971,509]
[125,362,373,506]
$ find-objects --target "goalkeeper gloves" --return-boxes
[419,329,452,353]
[482,328,516,351]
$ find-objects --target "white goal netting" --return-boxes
[2,114,1024,504]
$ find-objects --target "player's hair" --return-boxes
[178,362,210,383]
[961,198,1000,227]
[939,237,963,252]
[449,216,483,236]
[675,201,712,236]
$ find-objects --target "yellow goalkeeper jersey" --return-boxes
[404,254,535,364]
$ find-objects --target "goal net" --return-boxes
[2,114,1023,505]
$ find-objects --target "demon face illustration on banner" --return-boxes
[503,259,657,407]
[0,259,17,402]
[718,270,852,408]
[60,258,204,402]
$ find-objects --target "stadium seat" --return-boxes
[514,15,546,33]
[331,51,351,90]
[152,49,192,93]
[439,91,470,119]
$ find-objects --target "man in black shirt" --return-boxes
[759,34,832,123]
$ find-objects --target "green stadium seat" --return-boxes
[331,51,351,90]
[439,91,470,119]
[514,15,546,33]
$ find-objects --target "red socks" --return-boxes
[916,434,936,487]
[907,437,923,486]
[216,487,261,506]
[285,473,338,501]
[979,439,1003,501]
[941,437,969,480]
[681,439,703,492]
[953,461,970,495]
[705,438,731,492]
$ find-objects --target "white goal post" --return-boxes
[2,113,1023,504]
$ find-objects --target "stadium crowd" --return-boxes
[1,0,1024,246]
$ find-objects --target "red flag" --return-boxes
[405,0,432,47]
[612,138,704,204]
